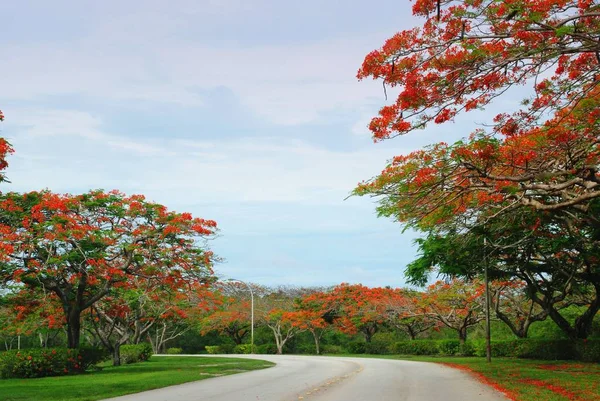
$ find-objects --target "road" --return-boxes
[102,354,508,401]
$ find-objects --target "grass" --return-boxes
[0,356,274,401]
[331,354,600,401]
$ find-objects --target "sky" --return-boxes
[0,0,489,288]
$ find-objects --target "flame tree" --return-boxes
[0,189,217,348]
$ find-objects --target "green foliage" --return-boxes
[391,340,439,355]
[320,345,344,354]
[437,339,460,355]
[166,348,183,355]
[514,339,574,360]
[120,343,153,364]
[232,344,253,354]
[294,343,318,355]
[169,330,222,354]
[78,347,109,369]
[575,340,600,362]
[0,356,274,401]
[345,341,366,354]
[256,344,277,354]
[471,338,600,361]
[204,346,221,354]
[459,341,475,356]
[364,340,391,355]
[0,348,105,379]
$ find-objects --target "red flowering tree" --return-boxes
[0,189,217,348]
[0,109,14,184]
[357,0,600,141]
[292,291,331,354]
[355,0,600,339]
[355,0,600,239]
[324,284,393,343]
[200,296,251,345]
[422,279,485,345]
[379,288,436,340]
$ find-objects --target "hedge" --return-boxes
[391,340,439,355]
[321,345,344,354]
[166,347,183,354]
[0,347,106,379]
[120,343,153,364]
[233,344,253,354]
[388,338,600,361]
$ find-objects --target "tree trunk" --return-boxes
[406,325,417,340]
[311,330,320,355]
[67,308,82,348]
[112,343,122,366]
[363,325,377,343]
[573,292,600,339]
[458,327,467,345]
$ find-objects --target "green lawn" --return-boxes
[0,356,274,401]
[336,354,600,401]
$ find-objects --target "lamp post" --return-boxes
[484,236,492,363]
[224,278,254,354]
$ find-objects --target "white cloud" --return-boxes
[5,108,411,206]
[0,19,391,126]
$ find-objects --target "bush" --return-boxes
[391,340,439,355]
[256,344,277,354]
[473,339,583,360]
[345,341,366,354]
[321,345,344,354]
[205,345,222,354]
[365,340,391,355]
[0,347,106,379]
[437,340,460,356]
[514,339,575,360]
[295,343,317,355]
[459,341,475,356]
[575,339,600,362]
[166,347,183,355]
[120,343,153,364]
[78,347,109,369]
[233,344,253,354]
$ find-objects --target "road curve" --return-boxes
[102,354,508,401]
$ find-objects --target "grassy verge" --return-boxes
[330,354,600,401]
[0,356,274,401]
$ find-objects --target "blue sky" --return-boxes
[0,0,487,287]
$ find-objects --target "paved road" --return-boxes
[102,354,508,401]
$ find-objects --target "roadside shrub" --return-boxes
[321,345,344,354]
[473,339,580,360]
[79,346,109,369]
[473,340,514,357]
[459,342,475,356]
[120,343,153,364]
[345,341,366,354]
[437,340,460,356]
[166,347,183,355]
[392,340,439,355]
[233,344,253,354]
[0,348,101,379]
[575,339,600,362]
[365,340,391,355]
[205,345,221,354]
[295,343,317,355]
[220,343,235,354]
[256,344,277,354]
[514,339,575,360]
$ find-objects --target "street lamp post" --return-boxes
[224,278,254,354]
[484,236,492,363]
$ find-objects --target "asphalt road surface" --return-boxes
[102,354,508,401]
